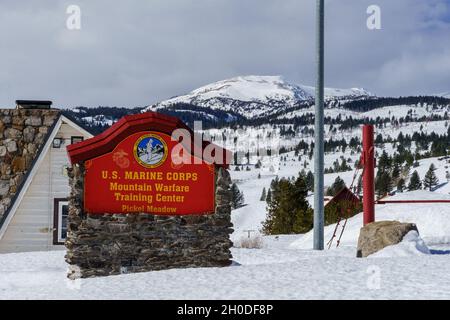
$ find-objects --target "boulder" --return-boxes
[356,220,419,258]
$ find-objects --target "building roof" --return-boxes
[325,186,361,208]
[67,111,232,168]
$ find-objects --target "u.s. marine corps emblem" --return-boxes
[133,134,168,169]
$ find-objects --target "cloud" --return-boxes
[0,0,449,108]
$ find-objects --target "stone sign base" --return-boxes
[65,164,234,279]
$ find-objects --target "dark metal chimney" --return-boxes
[15,100,53,109]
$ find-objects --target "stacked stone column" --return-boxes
[66,164,234,279]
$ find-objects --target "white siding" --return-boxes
[0,122,92,253]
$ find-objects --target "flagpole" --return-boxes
[313,0,325,250]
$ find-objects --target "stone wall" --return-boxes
[65,164,234,279]
[0,109,60,220]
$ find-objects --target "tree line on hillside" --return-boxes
[341,96,450,112]
[63,95,450,132]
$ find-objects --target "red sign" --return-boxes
[84,131,215,215]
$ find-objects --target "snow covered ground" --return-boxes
[1,220,450,299]
[1,155,449,299]
[1,186,450,299]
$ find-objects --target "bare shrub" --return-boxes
[236,235,264,249]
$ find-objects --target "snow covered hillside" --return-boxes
[230,148,450,238]
[145,75,373,118]
[277,103,449,121]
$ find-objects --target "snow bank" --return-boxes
[291,191,450,250]
[2,234,450,299]
[369,231,430,258]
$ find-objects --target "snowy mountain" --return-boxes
[64,79,449,132]
[144,75,373,119]
[438,92,450,98]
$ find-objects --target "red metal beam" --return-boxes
[377,200,450,204]
[362,125,375,226]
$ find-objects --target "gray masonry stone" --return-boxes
[1,116,11,125]
[43,115,56,126]
[23,126,35,143]
[0,146,6,157]
[4,128,22,140]
[25,115,43,127]
[6,140,17,153]
[0,180,10,196]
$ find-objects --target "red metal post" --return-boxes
[362,125,375,225]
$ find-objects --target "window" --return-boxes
[53,198,69,245]
[71,136,84,145]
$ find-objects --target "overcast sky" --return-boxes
[1,0,449,108]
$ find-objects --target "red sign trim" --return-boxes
[67,112,231,168]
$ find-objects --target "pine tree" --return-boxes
[377,151,392,171]
[408,170,422,191]
[291,174,313,233]
[423,164,439,191]
[306,171,314,192]
[375,170,393,197]
[266,189,272,204]
[260,187,267,201]
[231,183,245,209]
[262,175,312,235]
[356,175,363,196]
[326,176,346,196]
[392,163,401,180]
[397,178,405,193]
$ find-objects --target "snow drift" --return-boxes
[369,231,430,258]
